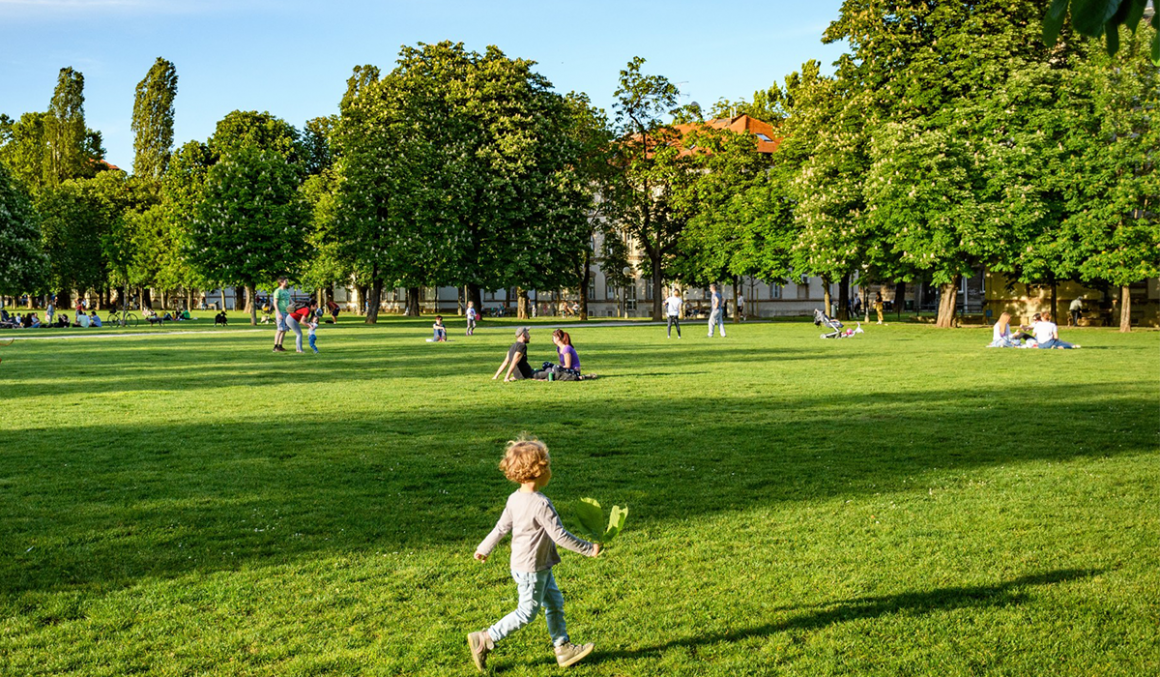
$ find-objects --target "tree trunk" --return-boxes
[186,289,194,311]
[936,277,960,328]
[57,290,70,309]
[823,278,832,317]
[579,250,592,322]
[517,287,529,319]
[1049,277,1058,327]
[240,286,250,315]
[1120,285,1131,332]
[468,284,482,316]
[895,281,906,318]
[142,287,153,310]
[366,274,383,324]
[160,289,168,310]
[246,284,258,325]
[406,287,420,317]
[731,275,741,323]
[218,288,226,312]
[838,274,850,320]
[650,268,662,320]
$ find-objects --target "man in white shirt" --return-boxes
[1032,312,1079,349]
[664,289,683,338]
[1068,295,1085,326]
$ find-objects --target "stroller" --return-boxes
[814,308,863,339]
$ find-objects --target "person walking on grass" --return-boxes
[664,288,683,338]
[466,301,478,336]
[307,318,320,354]
[272,277,291,352]
[468,437,600,672]
[707,283,725,338]
[875,291,885,325]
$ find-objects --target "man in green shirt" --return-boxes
[273,277,291,352]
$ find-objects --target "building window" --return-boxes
[797,280,810,300]
[588,279,596,300]
[646,279,654,300]
[424,287,435,301]
[768,282,781,300]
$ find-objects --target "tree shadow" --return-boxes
[590,569,1101,664]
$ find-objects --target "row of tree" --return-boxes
[2,2,1157,330]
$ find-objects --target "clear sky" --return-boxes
[0,0,847,171]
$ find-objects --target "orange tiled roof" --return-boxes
[673,114,781,154]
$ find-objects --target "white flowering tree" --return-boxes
[0,164,47,297]
[187,147,310,325]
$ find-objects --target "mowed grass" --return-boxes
[0,317,1157,677]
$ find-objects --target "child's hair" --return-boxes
[436,315,443,321]
[499,436,550,483]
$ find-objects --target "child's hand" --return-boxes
[592,543,602,557]
[474,552,488,562]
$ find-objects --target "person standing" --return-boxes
[466,301,478,336]
[45,301,55,326]
[664,288,683,338]
[707,284,725,338]
[874,291,885,325]
[272,277,291,352]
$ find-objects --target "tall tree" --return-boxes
[0,164,47,296]
[1066,25,1160,331]
[131,57,178,179]
[612,57,686,319]
[186,147,310,325]
[44,67,90,186]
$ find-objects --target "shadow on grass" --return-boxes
[592,569,1101,664]
[0,372,1152,600]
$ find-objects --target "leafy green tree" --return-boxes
[0,164,47,296]
[1064,25,1160,331]
[37,174,122,306]
[187,147,310,325]
[44,67,92,186]
[611,57,688,319]
[0,112,49,196]
[131,57,179,180]
[208,110,300,163]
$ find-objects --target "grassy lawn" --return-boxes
[1,317,1157,676]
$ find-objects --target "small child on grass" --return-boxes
[307,319,319,353]
[468,437,601,671]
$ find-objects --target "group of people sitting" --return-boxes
[0,309,103,329]
[493,327,587,382]
[991,311,1080,349]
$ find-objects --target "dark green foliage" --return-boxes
[0,164,47,294]
[131,57,178,179]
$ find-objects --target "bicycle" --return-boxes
[105,311,140,328]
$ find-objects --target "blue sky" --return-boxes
[0,0,847,171]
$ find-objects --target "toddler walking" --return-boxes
[468,437,600,671]
[466,301,478,336]
[307,319,320,353]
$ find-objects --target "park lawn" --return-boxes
[0,318,1156,677]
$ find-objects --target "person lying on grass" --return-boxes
[468,437,601,672]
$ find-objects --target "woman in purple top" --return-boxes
[551,329,580,376]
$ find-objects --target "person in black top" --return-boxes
[493,327,535,381]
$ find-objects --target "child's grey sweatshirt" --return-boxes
[476,490,595,573]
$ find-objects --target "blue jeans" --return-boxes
[487,569,569,647]
[708,310,725,337]
[1038,338,1074,349]
[286,315,303,351]
[308,334,318,353]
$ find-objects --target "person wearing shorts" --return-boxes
[273,277,291,352]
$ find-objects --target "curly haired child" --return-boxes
[468,437,601,671]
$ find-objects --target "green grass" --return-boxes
[1,318,1157,676]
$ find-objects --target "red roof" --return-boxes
[674,115,781,154]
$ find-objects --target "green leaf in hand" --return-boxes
[604,504,629,542]
[572,498,606,542]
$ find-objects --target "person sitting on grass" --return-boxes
[432,315,448,342]
[538,329,583,381]
[468,437,600,672]
[54,313,69,328]
[1033,312,1080,349]
[75,311,91,328]
[29,313,41,328]
[493,327,534,382]
[89,311,102,328]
